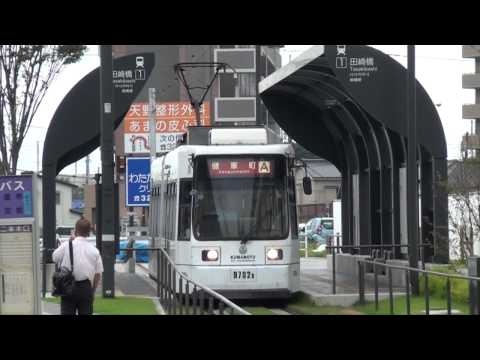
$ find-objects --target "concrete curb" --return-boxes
[301,290,405,307]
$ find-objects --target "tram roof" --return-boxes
[153,143,295,161]
[185,143,295,157]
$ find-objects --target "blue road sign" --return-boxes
[126,157,151,207]
[0,175,33,219]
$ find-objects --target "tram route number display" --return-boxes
[230,269,257,282]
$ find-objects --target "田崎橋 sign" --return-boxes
[126,157,151,207]
[0,175,33,219]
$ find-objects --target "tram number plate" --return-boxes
[231,269,257,282]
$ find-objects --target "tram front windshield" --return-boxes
[193,156,288,241]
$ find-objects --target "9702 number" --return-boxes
[232,270,256,281]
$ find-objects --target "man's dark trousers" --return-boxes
[60,280,94,315]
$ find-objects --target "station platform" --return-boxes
[41,262,164,315]
[299,257,405,307]
[300,257,359,296]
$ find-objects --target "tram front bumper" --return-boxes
[185,263,300,296]
[214,288,292,300]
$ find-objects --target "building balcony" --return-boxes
[462,134,480,151]
[463,45,480,58]
[463,104,480,119]
[463,73,480,89]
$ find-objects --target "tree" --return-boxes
[0,45,87,175]
[448,157,480,263]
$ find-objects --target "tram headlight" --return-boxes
[202,249,219,262]
[266,248,283,261]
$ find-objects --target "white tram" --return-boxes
[148,127,302,299]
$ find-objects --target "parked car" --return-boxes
[304,217,334,245]
[55,225,74,245]
[298,223,306,242]
[117,239,149,263]
[298,223,306,232]
[318,217,334,242]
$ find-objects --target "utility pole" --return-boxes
[0,67,3,175]
[86,154,90,185]
[149,88,156,161]
[255,45,263,126]
[407,45,419,295]
[36,141,40,173]
[100,45,115,298]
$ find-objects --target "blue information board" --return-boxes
[0,175,33,219]
[126,157,151,207]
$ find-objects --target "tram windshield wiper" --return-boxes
[240,221,257,245]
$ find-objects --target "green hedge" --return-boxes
[418,266,469,304]
[299,242,327,257]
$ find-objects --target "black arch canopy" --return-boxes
[260,45,448,263]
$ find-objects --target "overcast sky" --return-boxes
[17,45,475,176]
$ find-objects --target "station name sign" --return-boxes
[330,45,379,84]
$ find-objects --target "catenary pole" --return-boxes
[149,88,156,161]
[407,45,419,295]
[100,45,115,298]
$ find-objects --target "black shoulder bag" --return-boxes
[52,240,75,297]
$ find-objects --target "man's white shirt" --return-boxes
[52,236,104,286]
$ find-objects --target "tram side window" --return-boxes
[165,183,171,240]
[150,186,156,237]
[288,175,298,239]
[161,183,168,239]
[178,179,192,240]
[163,182,178,241]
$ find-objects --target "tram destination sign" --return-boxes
[208,159,273,178]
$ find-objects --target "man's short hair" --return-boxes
[75,218,91,237]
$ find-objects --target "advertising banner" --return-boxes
[124,101,210,154]
[126,157,151,207]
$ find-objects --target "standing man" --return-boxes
[52,218,104,315]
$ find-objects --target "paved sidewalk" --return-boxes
[299,257,406,307]
[300,257,359,296]
[42,262,163,315]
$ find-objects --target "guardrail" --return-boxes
[356,258,480,315]
[42,244,250,315]
[128,246,250,315]
[299,234,309,258]
[325,237,433,295]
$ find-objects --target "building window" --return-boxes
[4,193,10,201]
[56,191,61,205]
[219,73,236,97]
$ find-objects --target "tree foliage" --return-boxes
[0,45,87,175]
[448,157,480,262]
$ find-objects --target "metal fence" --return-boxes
[325,237,432,295]
[41,245,250,315]
[357,259,480,315]
[135,247,250,315]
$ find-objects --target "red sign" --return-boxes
[124,101,210,134]
[208,159,273,178]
